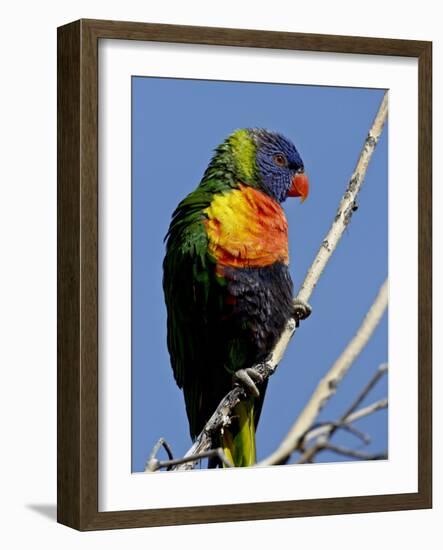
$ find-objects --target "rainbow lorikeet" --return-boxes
[163,128,309,467]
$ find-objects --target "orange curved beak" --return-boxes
[288,171,309,202]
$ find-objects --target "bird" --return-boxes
[162,128,310,468]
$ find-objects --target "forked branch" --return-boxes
[296,364,388,464]
[258,282,388,466]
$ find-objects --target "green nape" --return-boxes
[197,128,258,195]
[222,398,256,467]
[227,129,257,183]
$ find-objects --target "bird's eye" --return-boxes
[273,153,288,167]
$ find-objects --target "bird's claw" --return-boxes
[233,368,263,398]
[292,299,312,326]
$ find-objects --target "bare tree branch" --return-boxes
[344,398,388,424]
[308,421,371,445]
[302,363,388,450]
[320,442,387,461]
[149,333,388,471]
[296,93,388,304]
[340,363,388,422]
[303,398,388,444]
[146,444,233,472]
[257,280,388,466]
[296,366,388,464]
[146,437,174,469]
[165,91,388,471]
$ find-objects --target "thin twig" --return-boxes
[340,363,388,422]
[146,447,233,472]
[325,422,371,444]
[303,398,388,443]
[321,442,387,461]
[308,363,388,448]
[296,368,388,464]
[345,398,388,424]
[296,445,320,464]
[301,364,388,447]
[172,92,389,471]
[145,437,174,471]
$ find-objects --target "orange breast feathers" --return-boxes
[204,185,289,269]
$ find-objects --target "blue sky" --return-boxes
[131,77,388,472]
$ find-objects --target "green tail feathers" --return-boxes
[222,398,256,467]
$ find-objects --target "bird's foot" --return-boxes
[233,368,263,398]
[292,299,312,327]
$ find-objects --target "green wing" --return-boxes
[163,189,220,438]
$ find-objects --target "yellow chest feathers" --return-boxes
[204,185,289,269]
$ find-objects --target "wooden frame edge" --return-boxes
[57,19,81,529]
[417,40,432,510]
